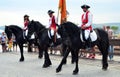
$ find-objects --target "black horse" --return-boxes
[5,25,43,62]
[56,21,109,74]
[27,21,57,67]
[26,20,76,67]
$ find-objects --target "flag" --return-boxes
[58,0,67,24]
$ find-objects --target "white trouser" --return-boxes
[24,30,35,39]
[50,29,61,38]
[84,30,90,40]
[25,30,28,36]
[50,29,54,36]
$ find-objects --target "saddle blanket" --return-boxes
[48,30,61,39]
[80,30,97,42]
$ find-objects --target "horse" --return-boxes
[26,20,76,67]
[56,21,109,75]
[5,25,43,62]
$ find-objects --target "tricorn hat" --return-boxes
[48,10,54,15]
[24,14,29,18]
[81,4,90,9]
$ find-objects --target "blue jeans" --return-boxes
[108,45,114,60]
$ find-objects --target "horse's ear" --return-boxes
[56,24,61,28]
[31,20,34,22]
[5,25,8,28]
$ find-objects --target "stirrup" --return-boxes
[85,46,91,51]
[50,42,54,47]
[23,36,26,39]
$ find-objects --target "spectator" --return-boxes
[106,26,114,61]
[12,34,17,51]
[103,26,107,31]
[0,32,7,52]
[8,38,13,52]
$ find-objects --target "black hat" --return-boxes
[81,4,90,9]
[24,14,29,18]
[48,10,54,15]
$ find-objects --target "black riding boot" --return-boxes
[23,31,26,39]
[85,37,91,51]
[51,36,55,47]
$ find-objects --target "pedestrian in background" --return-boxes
[106,26,114,61]
[12,34,17,51]
[8,38,13,52]
[0,32,7,52]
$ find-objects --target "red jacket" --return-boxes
[24,20,29,30]
[49,16,56,31]
[81,11,92,30]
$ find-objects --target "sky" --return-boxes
[0,0,120,27]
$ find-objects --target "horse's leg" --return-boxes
[16,44,17,52]
[73,49,79,75]
[28,42,32,52]
[98,42,108,70]
[13,43,15,51]
[56,48,70,73]
[18,44,24,62]
[102,47,108,70]
[43,47,52,68]
[38,45,43,58]
[61,44,68,64]
[71,49,76,64]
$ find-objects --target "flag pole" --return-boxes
[57,7,60,25]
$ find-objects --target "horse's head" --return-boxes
[27,20,45,39]
[57,22,81,46]
[5,26,12,41]
[57,23,72,46]
[27,20,36,39]
[57,24,65,38]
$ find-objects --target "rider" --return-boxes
[80,4,93,49]
[47,10,57,44]
[23,14,30,39]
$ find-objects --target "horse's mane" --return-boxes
[8,25,23,31]
[34,21,46,29]
[61,21,80,36]
[30,20,46,31]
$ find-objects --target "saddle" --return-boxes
[23,30,35,39]
[48,29,61,42]
[80,30,97,42]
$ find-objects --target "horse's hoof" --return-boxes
[71,61,75,64]
[56,67,61,73]
[19,59,24,62]
[73,69,79,75]
[19,58,24,62]
[102,65,108,71]
[73,71,78,75]
[38,55,43,59]
[42,65,50,68]
[63,61,67,65]
[42,63,52,68]
[102,67,107,71]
